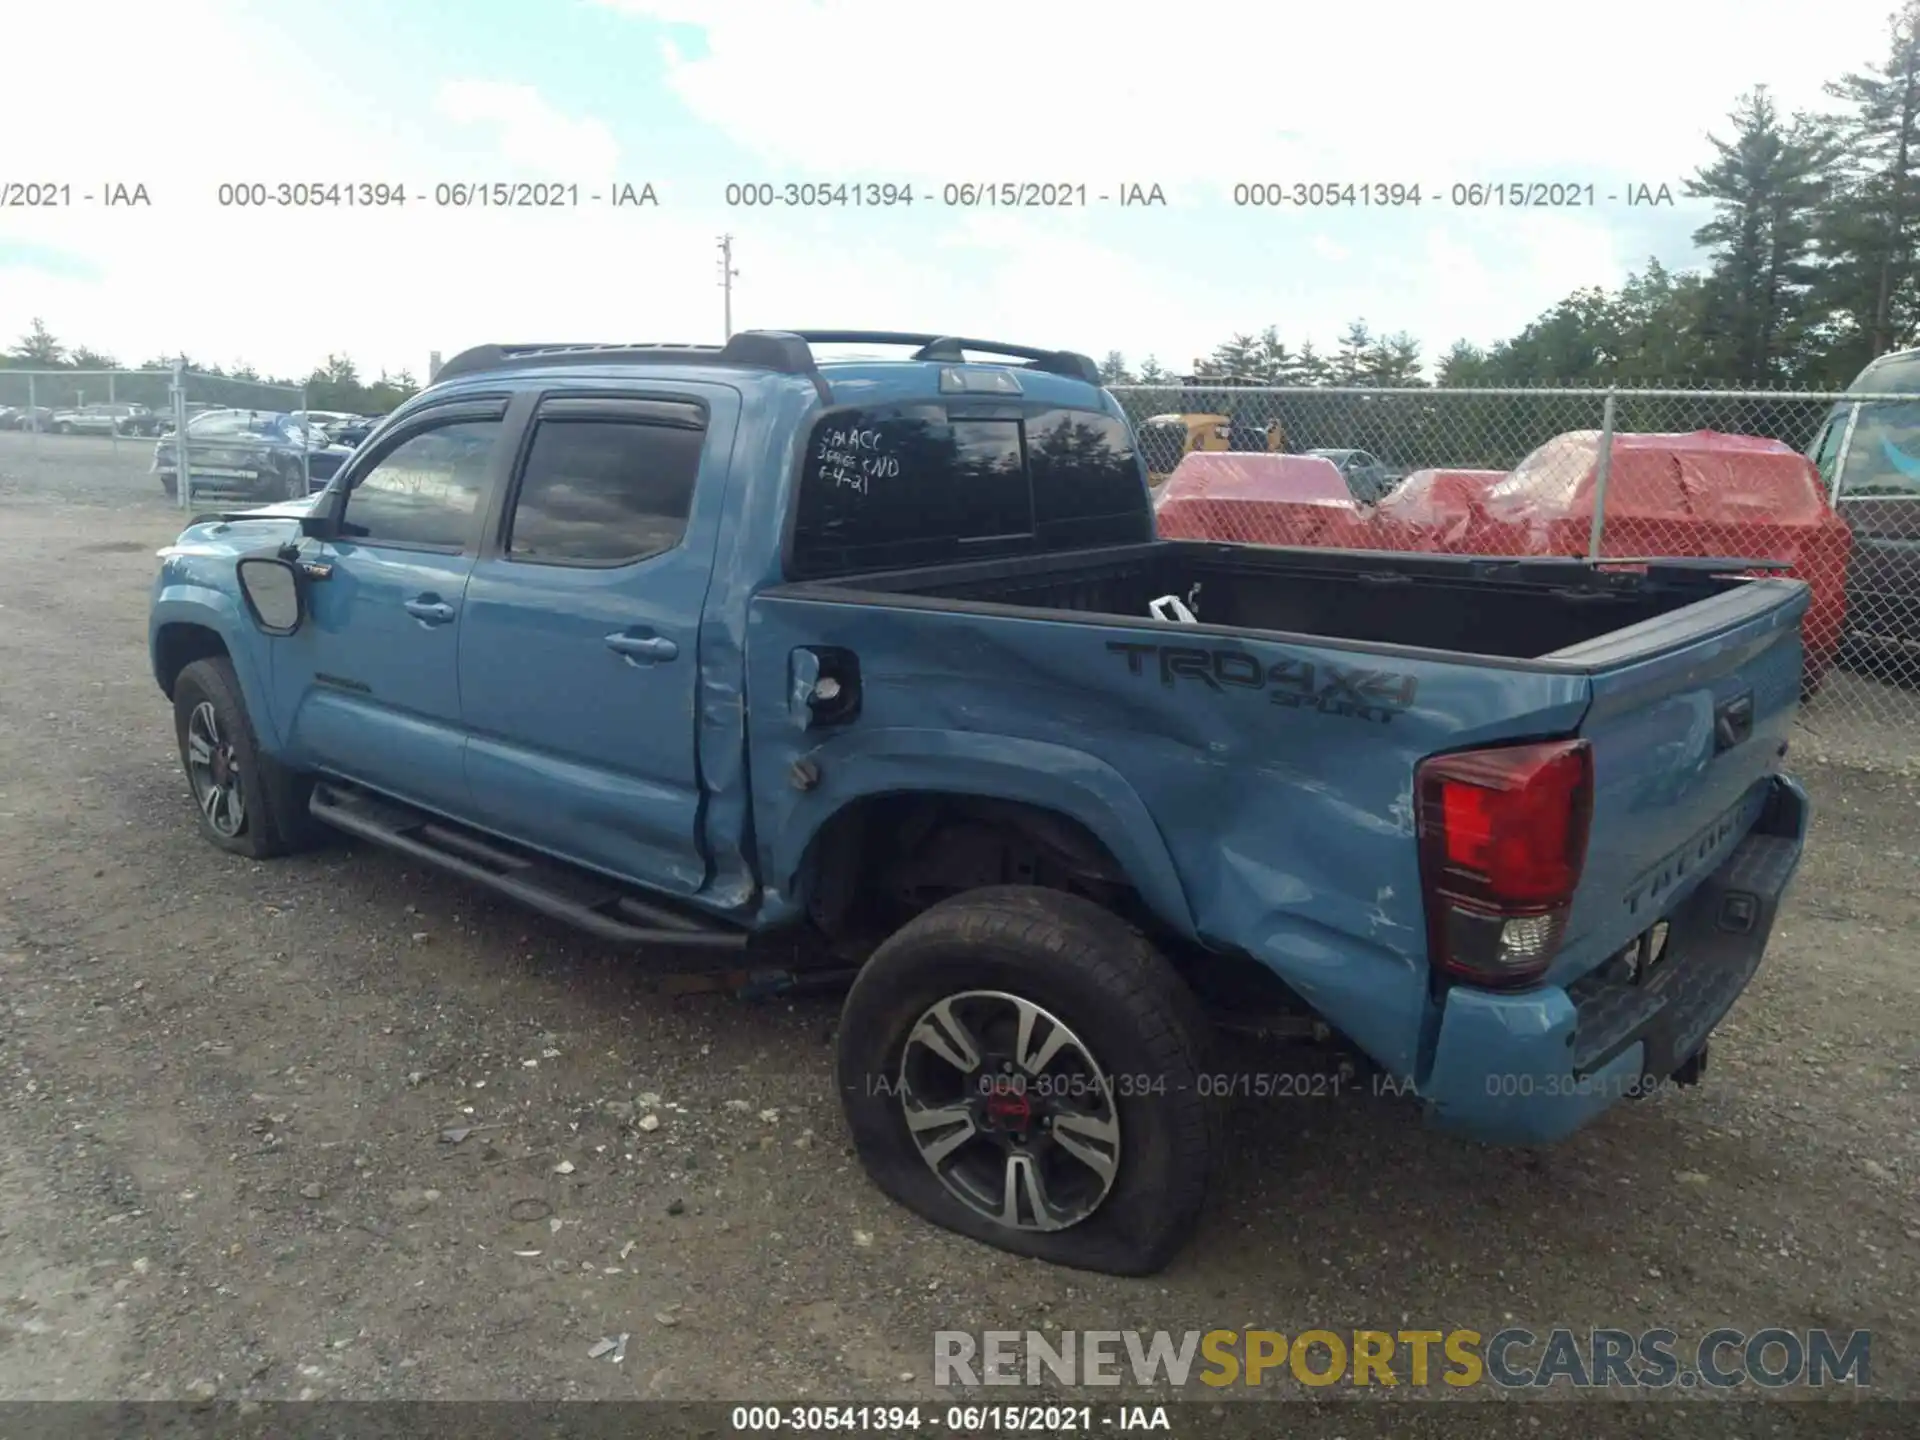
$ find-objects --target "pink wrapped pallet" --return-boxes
[1152,451,1371,550]
[1476,431,1850,690]
[1369,468,1506,552]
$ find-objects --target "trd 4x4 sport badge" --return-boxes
[1106,641,1418,725]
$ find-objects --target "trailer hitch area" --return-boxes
[1670,1042,1710,1088]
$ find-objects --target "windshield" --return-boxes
[1851,351,1920,395]
[1829,399,1920,499]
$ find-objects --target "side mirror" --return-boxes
[236,555,305,636]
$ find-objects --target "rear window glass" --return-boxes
[790,405,1147,577]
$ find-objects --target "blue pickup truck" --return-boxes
[149,331,1811,1275]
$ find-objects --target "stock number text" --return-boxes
[730,1406,925,1430]
[217,181,407,208]
[725,181,916,208]
[1234,182,1422,207]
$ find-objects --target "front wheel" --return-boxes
[836,886,1221,1276]
[172,656,324,858]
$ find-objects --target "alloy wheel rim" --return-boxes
[897,989,1122,1233]
[185,701,246,837]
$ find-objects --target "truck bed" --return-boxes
[778,539,1784,664]
[749,537,1809,1099]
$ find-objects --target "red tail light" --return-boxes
[1415,738,1594,988]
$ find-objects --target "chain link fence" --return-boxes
[3,366,1915,767]
[1112,382,1918,770]
[0,366,311,508]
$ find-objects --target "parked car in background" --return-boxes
[291,410,361,441]
[156,402,224,433]
[1303,447,1398,504]
[153,409,354,499]
[328,414,380,446]
[7,406,56,431]
[1807,347,1920,681]
[50,402,164,436]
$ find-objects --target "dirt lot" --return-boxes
[1,432,1917,1413]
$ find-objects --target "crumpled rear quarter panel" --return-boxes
[745,596,1593,1079]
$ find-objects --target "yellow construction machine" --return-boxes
[1135,373,1286,489]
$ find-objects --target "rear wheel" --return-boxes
[172,656,324,858]
[836,886,1221,1276]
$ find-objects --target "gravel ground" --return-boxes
[1,432,1916,1412]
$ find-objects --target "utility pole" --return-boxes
[717,234,738,340]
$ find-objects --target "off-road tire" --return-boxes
[836,885,1222,1276]
[172,656,324,858]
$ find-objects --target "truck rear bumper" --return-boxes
[1418,772,1809,1145]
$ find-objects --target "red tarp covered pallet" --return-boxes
[1146,435,1848,693]
[1370,468,1506,553]
[1479,432,1850,690]
[1152,453,1371,550]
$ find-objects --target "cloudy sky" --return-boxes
[0,0,1901,383]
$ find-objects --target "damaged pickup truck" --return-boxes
[149,331,1811,1276]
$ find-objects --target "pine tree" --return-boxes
[1332,321,1374,384]
[9,318,65,367]
[1686,87,1836,384]
[1437,340,1493,387]
[1363,331,1425,387]
[1293,341,1333,386]
[1252,325,1296,384]
[1817,1,1920,374]
[1206,333,1262,377]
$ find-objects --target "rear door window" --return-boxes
[507,415,705,564]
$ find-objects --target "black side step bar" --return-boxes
[309,782,750,952]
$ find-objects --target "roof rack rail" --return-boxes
[428,330,1102,390]
[785,330,1102,384]
[431,333,826,389]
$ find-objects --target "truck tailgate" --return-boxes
[1547,577,1810,985]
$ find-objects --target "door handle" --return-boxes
[1714,692,1754,752]
[404,596,456,625]
[605,632,679,664]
